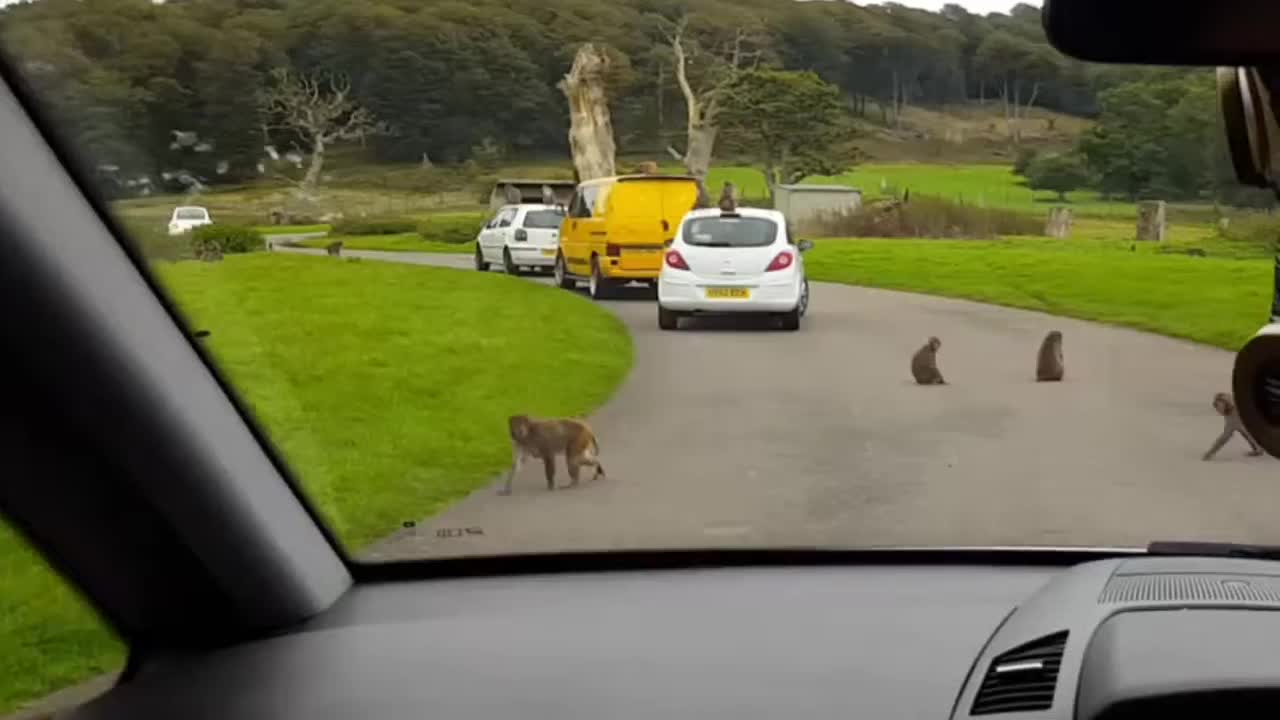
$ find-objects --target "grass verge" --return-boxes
[297,233,474,254]
[154,253,631,548]
[807,238,1270,350]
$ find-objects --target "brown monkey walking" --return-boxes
[325,240,343,257]
[498,415,607,495]
[1203,392,1264,461]
[911,336,946,385]
[1035,330,1065,382]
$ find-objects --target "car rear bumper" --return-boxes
[507,244,557,266]
[658,276,801,313]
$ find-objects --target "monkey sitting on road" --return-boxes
[1203,392,1265,461]
[498,415,606,495]
[911,336,946,385]
[325,240,343,257]
[1035,330,1065,382]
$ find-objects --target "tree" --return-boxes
[660,11,765,200]
[258,67,385,192]
[1023,152,1089,201]
[718,70,859,197]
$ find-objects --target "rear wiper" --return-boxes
[1147,540,1280,560]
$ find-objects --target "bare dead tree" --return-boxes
[558,44,617,182]
[663,16,762,200]
[259,68,386,193]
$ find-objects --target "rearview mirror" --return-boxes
[1043,0,1280,65]
[797,239,814,252]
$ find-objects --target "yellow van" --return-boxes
[553,174,701,300]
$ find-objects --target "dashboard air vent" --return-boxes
[970,630,1068,715]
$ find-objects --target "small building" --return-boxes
[489,179,577,210]
[772,184,863,231]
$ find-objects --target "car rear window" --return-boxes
[522,209,564,229]
[682,216,777,247]
[175,208,208,220]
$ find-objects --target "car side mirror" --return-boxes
[797,239,815,252]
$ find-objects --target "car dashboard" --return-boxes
[66,556,1280,720]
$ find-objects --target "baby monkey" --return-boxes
[1203,392,1264,461]
[499,415,606,495]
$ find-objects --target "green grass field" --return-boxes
[0,253,632,715]
[156,253,632,547]
[807,238,1270,350]
[296,233,475,254]
[0,525,124,715]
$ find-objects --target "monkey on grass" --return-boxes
[499,415,607,495]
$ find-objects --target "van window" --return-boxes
[682,216,778,247]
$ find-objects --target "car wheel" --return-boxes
[658,305,680,330]
[503,248,517,275]
[589,257,612,300]
[554,254,575,289]
[798,278,810,317]
[779,306,801,331]
[474,244,489,272]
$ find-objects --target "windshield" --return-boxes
[4,0,1280,711]
[522,209,564,229]
[683,216,777,247]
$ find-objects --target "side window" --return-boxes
[497,209,516,228]
[580,185,601,217]
[485,212,502,229]
[568,192,589,219]
[592,184,612,218]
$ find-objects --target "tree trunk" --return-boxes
[685,123,717,202]
[302,136,325,192]
[1136,200,1167,242]
[558,43,617,183]
[1045,206,1073,238]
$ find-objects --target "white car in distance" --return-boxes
[657,205,812,331]
[168,206,212,236]
[475,204,566,275]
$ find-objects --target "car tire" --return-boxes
[554,254,575,289]
[588,257,612,300]
[503,248,518,275]
[779,307,801,331]
[658,305,680,330]
[798,278,810,317]
[474,244,490,271]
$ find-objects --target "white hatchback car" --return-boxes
[167,206,212,236]
[657,206,812,331]
[474,204,566,275]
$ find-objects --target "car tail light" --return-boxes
[765,251,794,272]
[515,229,528,242]
[665,250,689,270]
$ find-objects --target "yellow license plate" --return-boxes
[541,249,556,256]
[705,287,750,299]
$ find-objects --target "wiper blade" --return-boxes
[1147,540,1280,560]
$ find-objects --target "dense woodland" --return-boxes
[0,0,1263,205]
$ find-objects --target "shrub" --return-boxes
[190,224,263,256]
[1023,153,1091,201]
[418,213,486,244]
[808,194,1042,239]
[1012,146,1040,177]
[331,217,418,235]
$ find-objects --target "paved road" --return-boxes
[277,246,1280,559]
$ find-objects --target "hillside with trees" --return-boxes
[0,0,1257,206]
